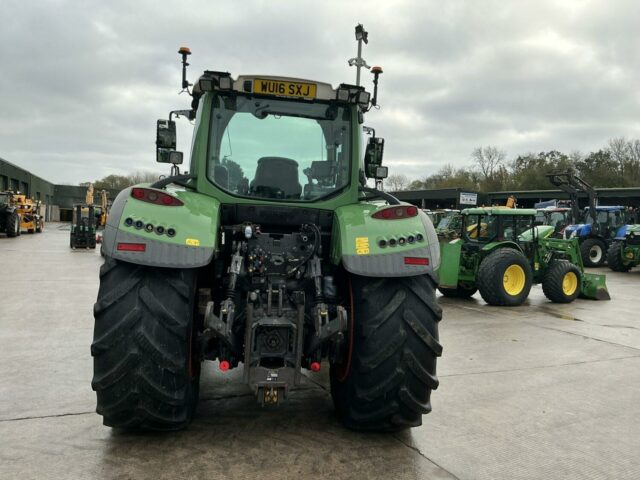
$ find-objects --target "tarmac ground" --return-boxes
[1,225,639,479]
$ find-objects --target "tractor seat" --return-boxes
[250,157,302,199]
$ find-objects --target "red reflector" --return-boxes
[404,257,429,265]
[117,242,146,252]
[131,188,145,199]
[219,360,230,372]
[372,205,419,220]
[310,361,321,372]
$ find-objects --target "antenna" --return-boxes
[348,24,370,86]
[178,46,192,93]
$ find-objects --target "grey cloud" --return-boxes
[1,0,639,184]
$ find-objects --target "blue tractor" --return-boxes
[563,206,627,267]
[547,170,628,267]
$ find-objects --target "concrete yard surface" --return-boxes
[1,226,639,480]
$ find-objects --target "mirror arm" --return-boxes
[359,186,400,205]
[150,174,196,190]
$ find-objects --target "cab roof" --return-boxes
[193,71,370,105]
[462,207,536,216]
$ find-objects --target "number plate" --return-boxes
[253,79,317,99]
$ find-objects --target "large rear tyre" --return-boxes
[581,238,606,267]
[91,258,201,430]
[542,260,581,303]
[438,284,477,298]
[477,248,532,306]
[6,213,19,238]
[330,275,442,431]
[607,242,631,272]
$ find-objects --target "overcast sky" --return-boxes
[2,0,640,185]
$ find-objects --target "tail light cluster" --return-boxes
[372,205,418,220]
[131,188,183,206]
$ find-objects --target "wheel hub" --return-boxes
[562,271,578,296]
[503,264,526,296]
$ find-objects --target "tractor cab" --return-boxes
[581,206,626,239]
[534,207,571,236]
[461,207,538,246]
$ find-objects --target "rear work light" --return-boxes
[372,205,418,220]
[131,188,183,206]
[117,242,146,252]
[404,257,429,265]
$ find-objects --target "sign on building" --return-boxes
[459,192,478,206]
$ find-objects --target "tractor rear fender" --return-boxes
[102,186,220,268]
[330,204,439,280]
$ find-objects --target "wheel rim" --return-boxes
[562,271,578,296]
[589,245,603,263]
[503,264,526,296]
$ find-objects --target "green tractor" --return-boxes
[92,28,442,432]
[438,207,610,306]
[607,224,640,272]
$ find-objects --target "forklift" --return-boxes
[70,204,97,249]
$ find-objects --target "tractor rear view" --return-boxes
[438,208,609,305]
[91,27,443,432]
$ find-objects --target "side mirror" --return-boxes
[156,119,178,164]
[156,119,176,149]
[364,136,385,179]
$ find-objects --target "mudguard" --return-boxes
[331,203,439,279]
[102,186,220,268]
[438,239,461,288]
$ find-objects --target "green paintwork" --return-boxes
[581,272,611,300]
[518,225,555,241]
[614,224,640,268]
[462,207,537,216]
[438,239,462,288]
[117,187,220,249]
[330,204,432,264]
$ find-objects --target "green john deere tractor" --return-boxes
[438,207,610,306]
[92,29,442,432]
[607,224,640,272]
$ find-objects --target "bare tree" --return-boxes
[608,137,630,176]
[386,173,409,192]
[472,146,506,180]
